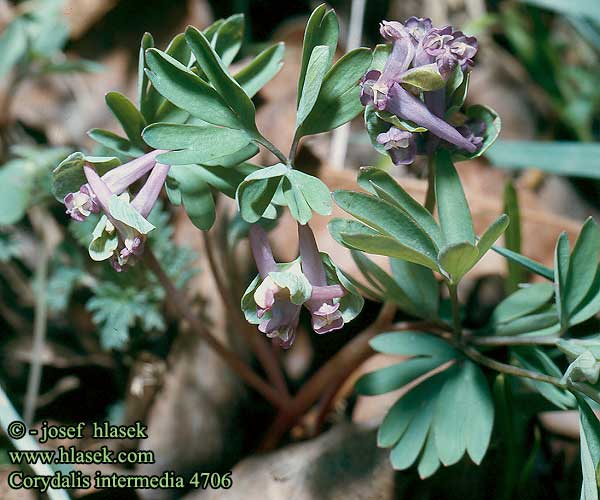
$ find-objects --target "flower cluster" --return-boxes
[62,150,170,271]
[360,17,483,166]
[242,224,363,348]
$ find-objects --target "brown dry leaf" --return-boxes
[62,0,118,40]
[187,423,394,500]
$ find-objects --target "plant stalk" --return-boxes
[143,248,287,409]
[201,231,289,398]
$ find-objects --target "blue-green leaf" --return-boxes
[296,45,330,128]
[297,4,338,106]
[185,26,258,134]
[105,92,147,149]
[145,48,241,128]
[487,141,600,179]
[435,150,475,245]
[234,42,285,98]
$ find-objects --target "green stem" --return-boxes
[470,335,558,347]
[255,136,289,165]
[448,284,461,341]
[424,154,436,213]
[462,345,566,389]
[289,132,300,166]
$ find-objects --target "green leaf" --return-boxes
[168,165,216,230]
[211,14,244,67]
[320,253,364,322]
[453,104,501,162]
[282,169,331,223]
[350,251,422,316]
[577,395,600,500]
[520,0,600,24]
[89,216,119,261]
[328,218,438,270]
[433,361,494,466]
[491,245,554,281]
[554,232,570,330]
[193,163,257,198]
[390,394,435,470]
[493,311,558,336]
[298,47,373,136]
[513,348,575,409]
[234,42,285,98]
[236,164,288,223]
[377,110,427,133]
[446,70,470,118]
[477,214,510,258]
[358,167,443,248]
[364,106,389,154]
[356,357,443,396]
[142,32,191,122]
[570,267,600,326]
[435,150,475,245]
[486,141,600,179]
[87,128,144,158]
[143,123,252,162]
[87,283,165,350]
[105,91,147,149]
[491,283,555,324]
[333,190,439,264]
[401,63,445,91]
[503,180,524,292]
[370,43,390,72]
[51,153,121,202]
[185,26,258,134]
[297,4,338,106]
[269,266,313,305]
[390,258,440,319]
[0,19,27,78]
[438,242,479,283]
[108,195,155,234]
[138,32,154,113]
[418,431,441,479]
[378,376,437,448]
[145,48,241,128]
[566,218,600,315]
[370,332,456,359]
[0,160,33,225]
[296,45,330,128]
[282,176,312,224]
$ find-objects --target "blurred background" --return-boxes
[0,0,599,498]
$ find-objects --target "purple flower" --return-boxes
[64,184,98,222]
[363,22,415,110]
[456,119,486,151]
[248,225,302,348]
[379,20,408,41]
[245,225,348,347]
[83,158,169,271]
[298,224,344,334]
[404,17,433,45]
[449,32,478,70]
[64,150,164,221]
[376,127,417,165]
[419,26,477,77]
[385,82,477,153]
